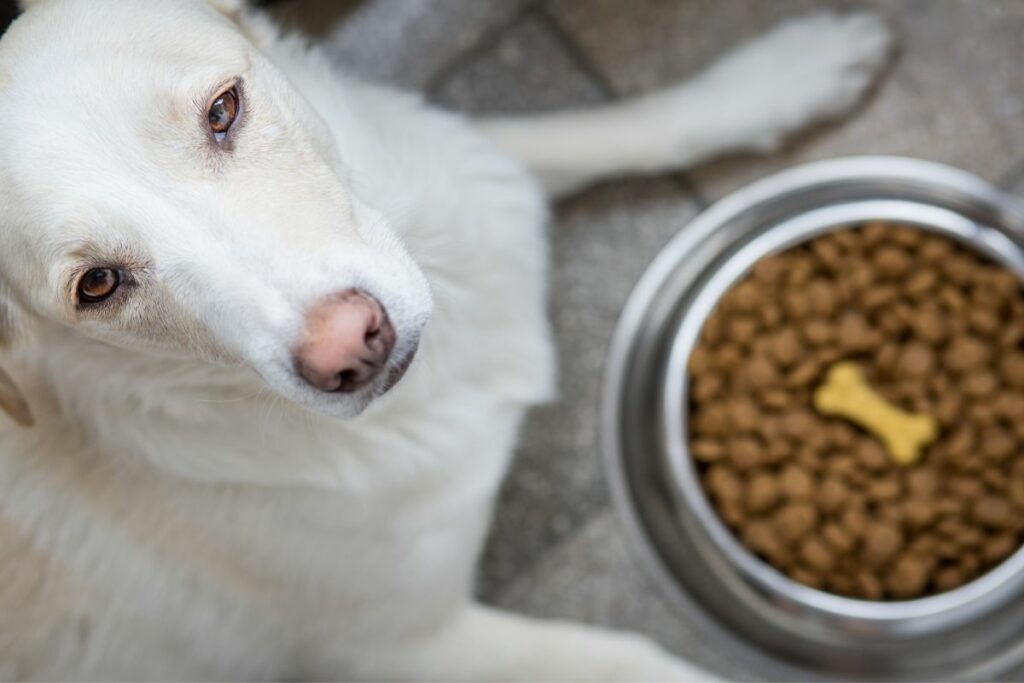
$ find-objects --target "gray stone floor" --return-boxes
[274,1,1024,678]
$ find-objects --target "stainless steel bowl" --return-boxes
[602,157,1024,680]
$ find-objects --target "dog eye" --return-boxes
[77,268,122,305]
[208,87,240,141]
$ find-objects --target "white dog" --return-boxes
[0,0,892,679]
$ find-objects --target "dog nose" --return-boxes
[295,290,395,393]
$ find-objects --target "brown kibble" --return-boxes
[862,221,890,245]
[742,520,787,565]
[939,286,967,312]
[692,374,724,402]
[722,280,763,312]
[775,503,819,543]
[1004,318,1024,345]
[799,537,835,573]
[829,423,857,448]
[944,336,992,373]
[1000,354,1024,388]
[786,257,816,287]
[886,555,930,599]
[988,269,1021,298]
[806,279,841,317]
[787,360,821,388]
[719,501,746,527]
[750,257,787,285]
[766,328,803,368]
[993,391,1024,420]
[983,534,1018,564]
[738,356,780,389]
[728,437,763,470]
[907,469,940,497]
[841,507,869,539]
[935,567,967,592]
[790,567,825,589]
[943,256,977,285]
[905,269,938,299]
[759,389,792,410]
[861,285,899,311]
[936,497,966,517]
[811,239,843,270]
[822,523,855,554]
[780,411,817,440]
[935,393,963,427]
[945,426,976,459]
[959,553,982,576]
[920,236,953,262]
[801,319,834,346]
[779,464,815,499]
[968,403,999,427]
[947,476,984,500]
[713,344,744,371]
[818,477,850,514]
[1010,478,1024,510]
[895,343,935,379]
[856,439,890,472]
[889,226,925,248]
[760,304,783,328]
[783,289,812,319]
[705,466,743,502]
[969,307,1001,336]
[868,479,902,503]
[972,496,1015,529]
[911,307,949,345]
[963,372,999,398]
[688,346,714,376]
[746,472,780,513]
[903,499,937,529]
[863,523,903,567]
[692,439,726,463]
[980,427,1015,463]
[875,246,913,278]
[855,571,884,600]
[837,312,879,352]
[727,316,760,346]
[728,399,761,432]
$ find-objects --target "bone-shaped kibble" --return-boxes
[813,361,938,466]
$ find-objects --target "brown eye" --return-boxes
[78,268,122,304]
[208,87,239,140]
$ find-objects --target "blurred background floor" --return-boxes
[5,0,1023,678]
[278,1,1024,679]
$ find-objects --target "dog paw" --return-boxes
[704,11,895,152]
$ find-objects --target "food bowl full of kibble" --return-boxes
[603,157,1024,680]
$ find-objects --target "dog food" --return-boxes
[813,361,938,465]
[688,222,1024,600]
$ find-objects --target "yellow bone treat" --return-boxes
[813,361,938,466]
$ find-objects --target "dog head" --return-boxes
[0,0,433,425]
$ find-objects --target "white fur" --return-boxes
[0,1,892,679]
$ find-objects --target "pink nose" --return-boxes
[295,290,395,393]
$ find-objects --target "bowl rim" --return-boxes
[661,199,1024,623]
[601,155,1024,678]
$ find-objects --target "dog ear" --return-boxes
[0,300,33,428]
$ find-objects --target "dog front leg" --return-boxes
[479,12,894,199]
[341,603,715,682]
